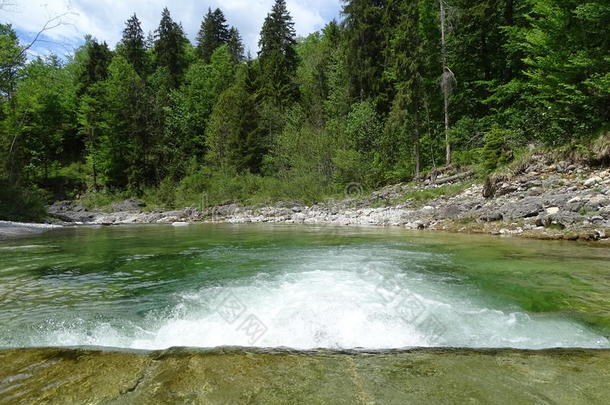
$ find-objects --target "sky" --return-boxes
[0,0,343,59]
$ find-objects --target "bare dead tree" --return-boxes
[439,0,456,166]
[17,12,75,60]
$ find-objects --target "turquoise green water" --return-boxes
[0,224,608,350]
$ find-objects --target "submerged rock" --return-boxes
[0,347,608,404]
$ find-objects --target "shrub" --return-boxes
[77,189,131,211]
[0,181,49,222]
[591,132,610,165]
[481,127,514,172]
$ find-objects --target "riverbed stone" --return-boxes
[502,198,543,219]
[584,176,602,187]
[549,212,587,227]
[36,154,610,242]
[0,347,608,405]
[479,211,503,222]
[546,207,560,215]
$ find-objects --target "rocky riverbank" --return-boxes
[1,347,609,404]
[39,154,610,242]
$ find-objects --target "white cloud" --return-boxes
[1,0,342,56]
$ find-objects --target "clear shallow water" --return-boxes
[0,224,608,350]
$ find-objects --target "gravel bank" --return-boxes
[42,155,610,241]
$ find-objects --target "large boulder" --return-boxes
[48,201,95,223]
[501,198,543,220]
[536,211,586,228]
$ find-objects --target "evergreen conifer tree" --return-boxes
[154,7,189,87]
[196,8,230,63]
[120,14,147,76]
[257,0,298,105]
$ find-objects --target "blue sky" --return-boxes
[1,0,343,59]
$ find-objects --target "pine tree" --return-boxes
[257,0,298,105]
[389,0,429,176]
[205,65,258,172]
[154,7,189,87]
[102,55,148,189]
[164,45,236,177]
[196,8,230,63]
[75,39,113,190]
[120,14,147,76]
[342,0,392,110]
[78,38,112,96]
[518,0,610,141]
[227,27,245,64]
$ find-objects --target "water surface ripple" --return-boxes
[0,224,608,350]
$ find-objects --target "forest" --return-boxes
[0,0,609,220]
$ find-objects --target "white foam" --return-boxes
[30,267,609,351]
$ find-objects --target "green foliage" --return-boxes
[481,127,514,172]
[78,39,112,96]
[394,182,471,206]
[513,0,610,141]
[100,55,148,189]
[77,190,121,211]
[257,0,298,106]
[154,8,189,87]
[270,106,334,183]
[7,57,78,188]
[162,167,335,209]
[164,45,236,178]
[196,8,230,63]
[342,0,394,110]
[227,27,245,64]
[3,1,609,214]
[0,23,24,98]
[345,100,382,154]
[205,64,258,172]
[119,14,148,76]
[0,181,48,221]
[155,177,177,208]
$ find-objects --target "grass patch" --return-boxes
[77,190,133,212]
[393,182,471,206]
[545,223,566,231]
[453,216,477,225]
[140,169,344,211]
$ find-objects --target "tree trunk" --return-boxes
[414,109,421,178]
[440,0,451,165]
[90,127,98,191]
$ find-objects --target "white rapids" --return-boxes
[32,249,609,351]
